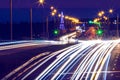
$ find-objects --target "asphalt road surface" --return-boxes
[0,40,120,80]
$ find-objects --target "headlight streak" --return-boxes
[36,42,97,80]
[3,40,120,80]
[3,43,71,80]
[0,40,29,46]
[103,54,111,80]
[23,43,83,80]
[13,52,51,80]
[21,45,75,80]
[59,44,95,80]
[71,43,104,80]
[85,42,111,80]
[52,43,94,80]
[74,44,105,80]
[90,42,113,80]
[0,40,66,51]
[42,57,69,80]
[93,42,119,80]
[35,43,84,80]
[21,40,120,80]
[81,44,110,80]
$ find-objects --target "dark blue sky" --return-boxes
[0,0,120,22]
[0,0,120,8]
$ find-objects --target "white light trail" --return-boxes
[3,40,120,80]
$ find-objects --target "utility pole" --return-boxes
[46,17,49,39]
[117,14,119,38]
[10,0,13,41]
[30,8,33,40]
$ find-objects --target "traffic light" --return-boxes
[53,29,59,35]
[96,29,103,36]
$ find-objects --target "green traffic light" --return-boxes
[53,29,59,35]
[97,29,103,36]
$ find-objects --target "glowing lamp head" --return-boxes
[39,0,44,4]
[51,12,55,16]
[98,13,102,17]
[109,9,113,13]
[50,6,54,10]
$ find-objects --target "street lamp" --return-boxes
[97,9,119,38]
[30,8,33,40]
[38,0,45,6]
[117,14,119,38]
[30,0,45,40]
[108,9,119,38]
[98,11,105,17]
[50,6,54,10]
[109,9,113,13]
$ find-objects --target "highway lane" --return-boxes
[1,40,120,80]
[0,40,72,79]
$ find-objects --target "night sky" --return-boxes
[0,0,120,22]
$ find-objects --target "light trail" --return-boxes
[2,40,120,80]
[93,42,119,80]
[0,40,64,51]
[9,42,81,80]
[71,43,104,80]
[35,43,84,80]
[52,43,95,80]
[103,54,111,80]
[35,40,119,80]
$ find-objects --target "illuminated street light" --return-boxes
[101,11,105,15]
[50,6,54,10]
[109,9,119,37]
[98,12,103,17]
[94,18,100,22]
[98,11,105,17]
[97,9,119,38]
[65,16,69,19]
[38,0,45,5]
[109,9,113,13]
[51,12,55,16]
[103,16,108,20]
[53,9,57,13]
[58,14,61,17]
[30,0,45,40]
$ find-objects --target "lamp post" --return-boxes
[10,0,13,41]
[46,17,49,39]
[97,9,119,38]
[30,8,33,40]
[30,0,45,40]
[109,9,119,38]
[117,14,119,38]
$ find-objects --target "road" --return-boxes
[0,40,120,80]
[0,40,71,79]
